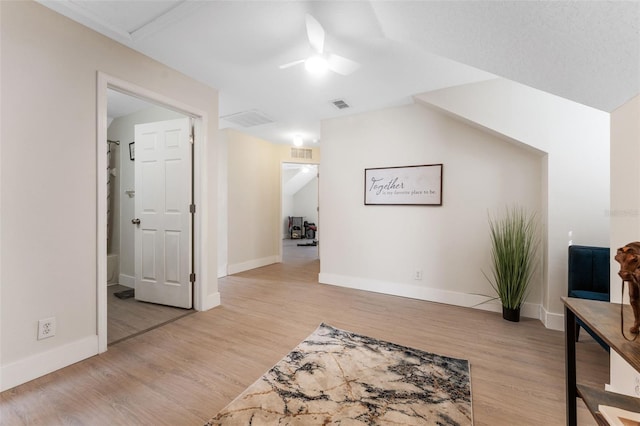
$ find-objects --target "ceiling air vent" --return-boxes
[220,109,274,127]
[291,148,313,160]
[331,99,350,110]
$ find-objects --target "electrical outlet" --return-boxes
[37,317,56,340]
[414,269,423,280]
[635,375,640,396]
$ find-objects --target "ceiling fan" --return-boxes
[279,14,360,76]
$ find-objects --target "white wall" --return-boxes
[609,95,640,396]
[0,1,219,391]
[281,168,297,226]
[319,103,544,316]
[293,177,319,230]
[281,169,295,239]
[282,197,294,239]
[415,78,610,328]
[107,106,186,286]
[281,166,318,239]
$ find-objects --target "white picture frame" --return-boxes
[364,164,443,206]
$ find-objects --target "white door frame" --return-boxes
[279,161,320,262]
[96,72,209,353]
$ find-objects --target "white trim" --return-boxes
[192,116,210,313]
[541,305,565,331]
[0,34,3,393]
[227,256,279,275]
[118,273,135,288]
[97,73,109,353]
[1,336,97,392]
[36,1,133,44]
[36,1,206,45]
[218,265,228,278]
[97,72,212,353]
[130,2,207,42]
[319,272,543,322]
[202,292,222,311]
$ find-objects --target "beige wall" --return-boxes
[226,129,280,272]
[609,95,640,396]
[416,79,610,327]
[223,129,320,274]
[320,103,544,317]
[0,1,219,390]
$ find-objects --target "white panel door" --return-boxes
[134,118,191,308]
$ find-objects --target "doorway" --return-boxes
[106,95,193,344]
[97,73,208,353]
[281,162,319,264]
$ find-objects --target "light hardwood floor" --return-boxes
[1,242,608,425]
[108,284,194,345]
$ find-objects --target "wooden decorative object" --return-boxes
[614,242,640,335]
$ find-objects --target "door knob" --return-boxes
[131,218,141,225]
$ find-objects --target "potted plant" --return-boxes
[484,206,539,322]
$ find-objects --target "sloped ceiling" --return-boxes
[40,1,639,145]
[283,164,318,196]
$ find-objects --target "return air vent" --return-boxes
[331,99,350,110]
[291,148,313,160]
[220,109,274,127]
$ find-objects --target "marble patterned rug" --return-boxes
[205,323,472,425]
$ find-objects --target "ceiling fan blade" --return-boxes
[305,14,325,54]
[327,53,360,76]
[279,59,305,69]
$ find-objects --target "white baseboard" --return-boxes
[201,291,221,311]
[541,305,564,331]
[218,265,227,278]
[318,272,543,322]
[119,273,134,287]
[1,335,98,392]
[227,256,278,275]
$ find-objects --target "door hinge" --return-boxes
[189,133,194,144]
[190,204,196,214]
[190,273,196,283]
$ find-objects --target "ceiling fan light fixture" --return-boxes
[305,55,328,75]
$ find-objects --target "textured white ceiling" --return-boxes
[40,0,640,145]
[372,1,640,113]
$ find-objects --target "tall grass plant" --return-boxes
[485,206,539,311]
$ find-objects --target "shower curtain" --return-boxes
[107,140,118,253]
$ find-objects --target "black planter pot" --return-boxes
[502,306,521,322]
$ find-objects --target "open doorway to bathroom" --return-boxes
[106,89,194,345]
[281,163,319,265]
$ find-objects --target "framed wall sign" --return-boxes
[364,164,443,206]
[129,142,135,161]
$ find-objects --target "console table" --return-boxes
[563,297,640,425]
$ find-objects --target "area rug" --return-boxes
[205,323,472,425]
